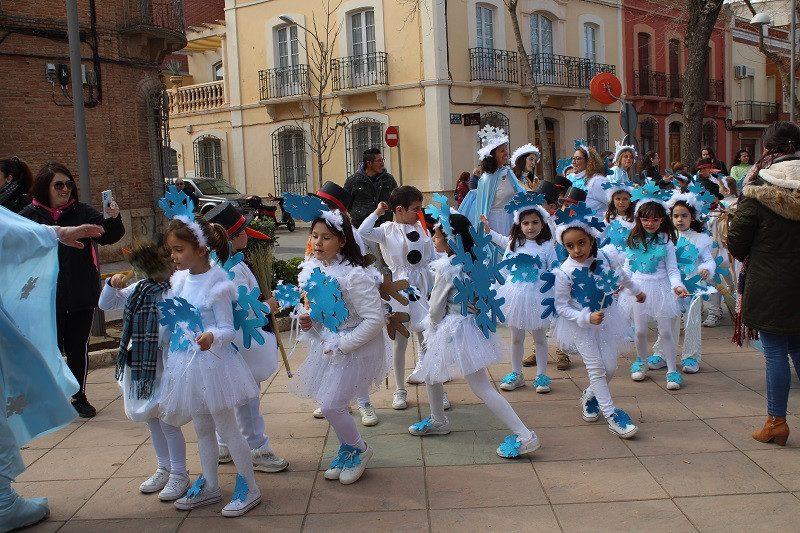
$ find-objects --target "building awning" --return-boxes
[183,35,222,52]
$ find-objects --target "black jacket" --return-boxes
[20,201,125,312]
[343,167,398,228]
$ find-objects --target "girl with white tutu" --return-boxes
[601,180,636,266]
[552,203,645,439]
[480,199,557,394]
[408,213,541,459]
[292,210,390,485]
[625,200,690,389]
[159,216,262,517]
[98,242,190,502]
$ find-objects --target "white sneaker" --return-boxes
[497,432,541,458]
[392,390,408,410]
[324,444,352,480]
[139,466,170,493]
[406,361,425,384]
[533,374,551,393]
[702,310,722,327]
[442,390,451,410]
[681,357,700,374]
[158,472,190,501]
[251,443,289,473]
[630,358,647,381]
[499,371,526,391]
[408,416,451,435]
[359,403,378,426]
[220,475,261,517]
[666,371,683,391]
[174,475,222,510]
[313,406,352,418]
[218,444,232,464]
[339,444,373,485]
[606,409,638,439]
[646,355,667,370]
[579,389,600,422]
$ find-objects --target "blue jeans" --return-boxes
[760,332,800,417]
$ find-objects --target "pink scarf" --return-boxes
[32,198,76,222]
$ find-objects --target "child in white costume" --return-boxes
[358,185,435,409]
[159,215,262,517]
[408,213,541,459]
[480,198,557,393]
[552,203,645,438]
[292,211,390,485]
[98,243,190,502]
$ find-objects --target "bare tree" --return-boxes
[504,0,554,181]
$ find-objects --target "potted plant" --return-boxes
[165,59,183,88]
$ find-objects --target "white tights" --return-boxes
[146,417,186,474]
[510,328,548,376]
[427,370,532,437]
[321,404,365,451]
[579,333,620,418]
[193,408,257,491]
[393,332,424,392]
[634,311,677,373]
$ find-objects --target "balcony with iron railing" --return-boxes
[522,54,615,89]
[633,70,724,102]
[469,48,519,84]
[121,0,186,63]
[123,0,185,34]
[331,52,388,91]
[168,81,225,114]
[735,101,778,124]
[259,65,310,100]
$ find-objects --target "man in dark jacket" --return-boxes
[695,158,724,200]
[343,148,398,229]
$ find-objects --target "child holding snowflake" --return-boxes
[408,212,541,459]
[479,194,557,394]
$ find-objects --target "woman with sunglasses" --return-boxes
[20,162,125,418]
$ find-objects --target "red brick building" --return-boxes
[0,0,186,258]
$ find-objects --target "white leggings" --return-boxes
[426,370,531,438]
[193,408,257,491]
[579,333,620,418]
[633,310,677,373]
[653,297,702,362]
[321,404,365,451]
[217,397,269,450]
[511,328,548,376]
[146,417,187,475]
[393,332,424,392]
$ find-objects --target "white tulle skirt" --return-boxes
[290,330,391,407]
[551,301,631,357]
[420,313,508,383]
[621,274,681,319]
[496,280,552,331]
[159,346,260,427]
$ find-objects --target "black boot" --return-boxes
[72,393,96,418]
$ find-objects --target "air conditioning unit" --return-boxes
[734,65,748,79]
[746,66,756,77]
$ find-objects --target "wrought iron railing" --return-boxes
[124,0,185,34]
[469,47,519,83]
[523,54,615,88]
[735,101,778,123]
[634,70,724,102]
[168,81,225,114]
[331,52,388,90]
[259,65,309,100]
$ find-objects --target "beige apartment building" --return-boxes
[167,0,624,198]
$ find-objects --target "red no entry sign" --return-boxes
[385,125,399,147]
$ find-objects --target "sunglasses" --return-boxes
[52,180,75,191]
[571,156,585,161]
[640,217,663,224]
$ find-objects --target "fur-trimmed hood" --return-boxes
[747,159,800,222]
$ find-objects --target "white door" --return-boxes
[277,25,301,96]
[351,10,377,87]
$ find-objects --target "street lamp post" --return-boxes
[751,10,795,123]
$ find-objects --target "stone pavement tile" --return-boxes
[23,421,84,449]
[624,420,736,456]
[86,381,123,401]
[269,436,325,472]
[531,424,634,462]
[552,500,695,532]
[498,379,584,403]
[321,433,423,469]
[420,383,482,405]
[12,521,63,533]
[674,493,800,532]
[534,458,667,504]
[261,412,333,439]
[187,471,316,516]
[114,441,202,478]
[701,351,764,371]
[59,518,183,533]
[725,368,800,392]
[441,403,509,431]
[86,366,116,384]
[430,505,560,532]
[640,450,785,497]
[654,370,750,394]
[13,479,104,521]
[571,374,667,398]
[57,419,151,448]
[87,398,125,421]
[513,399,597,428]
[624,393,699,424]
[426,463,547,509]
[19,448,48,466]
[304,510,429,532]
[358,408,427,435]
[704,415,800,451]
[307,467,426,514]
[179,515,303,532]
[74,477,182,519]
[16,445,137,482]
[744,448,800,491]
[420,429,511,466]
[260,392,319,414]
[674,390,766,418]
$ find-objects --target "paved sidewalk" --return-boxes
[14,324,800,532]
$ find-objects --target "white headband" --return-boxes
[174,214,208,249]
[320,209,344,232]
[513,204,551,226]
[556,221,602,244]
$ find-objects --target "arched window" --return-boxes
[345,118,384,176]
[639,117,659,155]
[584,23,598,63]
[586,115,609,153]
[213,61,224,81]
[478,111,510,151]
[271,126,306,195]
[702,122,717,155]
[193,135,223,179]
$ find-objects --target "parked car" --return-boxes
[166,177,266,216]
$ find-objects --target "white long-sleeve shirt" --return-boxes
[626,236,685,290]
[489,230,558,269]
[678,229,716,277]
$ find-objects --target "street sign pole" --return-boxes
[385,126,401,185]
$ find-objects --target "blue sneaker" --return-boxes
[630,358,647,381]
[499,371,526,391]
[533,374,551,393]
[607,408,638,439]
[580,389,600,422]
[647,355,667,370]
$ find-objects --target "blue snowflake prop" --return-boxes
[712,255,730,285]
[539,270,558,319]
[626,241,667,274]
[424,192,452,237]
[630,181,667,205]
[570,261,619,312]
[503,191,545,216]
[601,219,631,250]
[281,192,329,222]
[601,178,635,192]
[186,475,206,499]
[411,417,433,432]
[273,280,301,309]
[232,286,271,349]
[498,253,543,283]
[553,201,605,233]
[158,186,195,220]
[556,157,573,176]
[212,251,244,280]
[674,237,709,295]
[497,435,522,458]
[686,182,715,215]
[574,138,588,151]
[302,267,349,332]
[157,297,204,351]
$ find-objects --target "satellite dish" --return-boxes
[590,73,622,105]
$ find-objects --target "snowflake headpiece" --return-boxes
[666,191,706,220]
[510,143,540,167]
[573,138,591,159]
[424,192,453,237]
[281,192,343,232]
[556,157,574,176]
[504,191,550,226]
[602,177,636,202]
[631,181,670,216]
[477,125,509,161]
[612,140,637,165]
[553,201,606,243]
[159,186,207,249]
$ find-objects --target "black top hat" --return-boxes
[554,175,573,191]
[562,186,587,204]
[534,180,560,204]
[205,201,265,239]
[311,181,351,213]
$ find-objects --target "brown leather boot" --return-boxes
[522,348,536,367]
[752,415,789,446]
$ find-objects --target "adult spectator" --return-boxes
[455,171,471,206]
[727,121,800,447]
[174,178,199,210]
[20,162,125,418]
[343,148,398,229]
[730,149,754,187]
[0,157,33,213]
[701,146,728,175]
[468,167,481,190]
[695,158,724,200]
[569,143,608,213]
[639,150,668,188]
